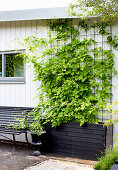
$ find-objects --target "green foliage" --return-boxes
[68,0,118,152]
[21,19,116,131]
[107,36,118,49]
[104,101,118,148]
[69,0,118,22]
[10,107,43,135]
[94,147,118,170]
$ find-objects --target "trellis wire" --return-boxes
[49,19,112,123]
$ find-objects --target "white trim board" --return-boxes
[0,7,78,22]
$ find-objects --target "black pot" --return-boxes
[31,133,41,143]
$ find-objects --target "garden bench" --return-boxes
[0,106,34,151]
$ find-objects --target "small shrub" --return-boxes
[104,101,118,148]
[94,147,118,170]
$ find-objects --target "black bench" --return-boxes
[0,106,34,151]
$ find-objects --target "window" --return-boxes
[0,51,25,83]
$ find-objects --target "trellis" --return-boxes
[68,19,113,123]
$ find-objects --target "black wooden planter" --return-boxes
[41,122,112,160]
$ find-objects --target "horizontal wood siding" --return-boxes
[44,122,108,160]
[0,20,48,108]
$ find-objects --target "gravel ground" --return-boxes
[0,141,47,170]
[25,159,94,170]
[0,140,96,170]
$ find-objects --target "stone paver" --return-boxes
[25,159,94,170]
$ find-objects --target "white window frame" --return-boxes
[0,50,25,83]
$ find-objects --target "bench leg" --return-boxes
[29,133,41,156]
[25,132,31,147]
[12,134,16,152]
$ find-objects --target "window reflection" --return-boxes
[0,55,2,77]
[5,54,24,77]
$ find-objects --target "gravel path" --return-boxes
[25,159,94,170]
[0,142,47,170]
[0,141,96,170]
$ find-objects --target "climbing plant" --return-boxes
[68,0,118,148]
[69,0,118,22]
[19,19,117,133]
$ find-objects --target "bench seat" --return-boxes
[0,106,34,150]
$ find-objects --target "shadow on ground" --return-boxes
[0,141,97,170]
[0,141,47,170]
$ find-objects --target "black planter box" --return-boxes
[42,122,112,160]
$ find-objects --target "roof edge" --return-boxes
[0,7,78,22]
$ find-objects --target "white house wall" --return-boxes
[0,20,48,107]
[0,20,49,142]
[111,22,118,143]
[0,19,118,143]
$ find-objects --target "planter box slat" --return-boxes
[48,131,105,139]
[46,128,106,135]
[46,125,106,132]
[52,135,106,144]
[42,122,112,160]
[46,122,105,130]
[53,143,105,152]
[52,140,105,149]
[52,151,102,160]
[50,148,103,158]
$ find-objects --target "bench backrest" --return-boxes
[0,106,34,129]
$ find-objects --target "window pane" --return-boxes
[5,53,24,77]
[0,55,2,77]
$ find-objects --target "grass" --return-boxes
[94,147,118,170]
